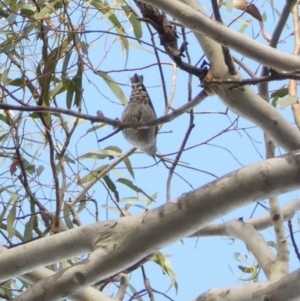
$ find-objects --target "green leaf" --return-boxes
[36,62,42,86]
[20,7,36,17]
[239,19,251,34]
[151,252,178,293]
[29,198,41,236]
[103,175,119,202]
[238,265,253,273]
[117,178,155,203]
[96,71,128,105]
[0,203,6,222]
[0,30,13,34]
[122,5,142,39]
[81,165,109,183]
[63,202,74,229]
[78,148,121,160]
[0,132,11,141]
[124,157,134,179]
[0,35,17,52]
[62,52,72,81]
[25,164,36,175]
[101,205,129,216]
[73,64,83,107]
[0,113,12,125]
[0,10,9,18]
[1,281,13,299]
[35,0,59,19]
[240,265,260,281]
[7,12,17,25]
[78,195,87,212]
[105,145,122,153]
[101,8,115,20]
[7,77,22,86]
[39,45,67,105]
[90,0,129,61]
[225,0,233,12]
[24,217,34,240]
[7,204,16,238]
[271,96,278,107]
[86,124,106,134]
[0,73,38,100]
[271,88,288,98]
[59,219,68,231]
[66,79,75,109]
[66,62,84,109]
[63,155,75,164]
[1,68,9,84]
[40,208,51,228]
[49,80,66,99]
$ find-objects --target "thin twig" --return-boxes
[141,266,155,301]
[210,0,236,75]
[288,219,300,262]
[147,24,168,107]
[0,89,208,130]
[166,29,195,202]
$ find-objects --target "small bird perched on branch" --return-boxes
[121,74,158,157]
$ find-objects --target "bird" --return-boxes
[121,74,158,157]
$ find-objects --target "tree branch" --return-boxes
[139,0,300,71]
[223,220,276,278]
[190,198,300,237]
[0,89,207,130]
[193,268,300,301]
[2,151,300,299]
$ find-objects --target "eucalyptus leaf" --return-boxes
[97,71,128,105]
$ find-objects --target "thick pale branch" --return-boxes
[217,220,276,278]
[268,196,289,281]
[192,281,268,301]
[21,268,116,301]
[0,246,115,301]
[139,0,300,71]
[192,268,300,301]
[254,268,300,301]
[3,151,300,300]
[217,84,300,151]
[191,198,300,237]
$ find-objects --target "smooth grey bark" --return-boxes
[192,198,300,236]
[140,0,300,71]
[2,151,300,300]
[193,268,300,301]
